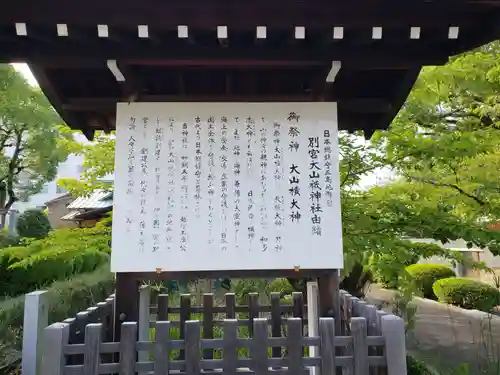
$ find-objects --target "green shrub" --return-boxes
[0,265,115,372]
[0,223,111,297]
[232,279,269,304]
[433,277,500,312]
[266,278,295,297]
[0,229,19,249]
[406,263,456,299]
[16,209,51,239]
[369,252,420,289]
[407,356,433,375]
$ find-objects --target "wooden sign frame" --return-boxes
[113,269,340,340]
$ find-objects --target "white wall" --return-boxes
[479,249,500,269]
[11,153,85,213]
[10,133,114,213]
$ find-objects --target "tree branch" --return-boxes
[407,175,486,206]
[4,129,24,210]
[340,162,353,187]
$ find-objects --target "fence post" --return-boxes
[40,323,69,375]
[318,318,336,375]
[185,321,201,375]
[138,285,151,373]
[270,292,282,364]
[307,281,319,375]
[22,290,49,375]
[203,293,215,360]
[252,319,269,375]
[381,315,407,375]
[351,317,368,375]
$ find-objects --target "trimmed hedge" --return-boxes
[405,263,455,299]
[0,265,115,373]
[0,224,111,297]
[433,277,500,312]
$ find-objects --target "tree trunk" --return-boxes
[0,210,6,229]
[339,263,373,298]
[287,263,373,299]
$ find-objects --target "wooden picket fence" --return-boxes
[42,315,405,375]
[144,289,308,361]
[25,284,407,375]
[30,287,406,375]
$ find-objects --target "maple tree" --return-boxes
[0,65,73,227]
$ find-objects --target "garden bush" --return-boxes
[266,278,295,297]
[433,277,500,312]
[406,263,456,299]
[0,229,19,249]
[15,209,51,239]
[0,265,115,373]
[407,356,433,375]
[0,221,111,297]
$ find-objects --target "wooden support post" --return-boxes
[307,281,319,375]
[317,270,341,335]
[114,273,140,342]
[138,284,151,373]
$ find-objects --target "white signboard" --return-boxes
[111,103,343,272]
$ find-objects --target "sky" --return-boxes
[12,63,38,86]
[10,63,391,187]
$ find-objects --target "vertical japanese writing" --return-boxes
[220,117,229,252]
[259,120,268,252]
[152,117,163,252]
[232,123,241,249]
[138,117,149,252]
[179,122,189,252]
[245,116,256,248]
[165,117,175,250]
[125,117,136,233]
[288,112,301,223]
[323,129,334,207]
[207,117,216,245]
[194,117,202,218]
[288,112,300,152]
[308,136,322,236]
[273,122,283,181]
[273,122,284,252]
[113,104,343,272]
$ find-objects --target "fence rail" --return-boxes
[24,283,407,375]
[41,316,406,375]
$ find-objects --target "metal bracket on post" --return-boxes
[326,61,341,83]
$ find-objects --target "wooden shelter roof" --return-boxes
[1,0,500,139]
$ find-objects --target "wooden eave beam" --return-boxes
[0,0,489,28]
[30,58,429,70]
[0,42,452,66]
[373,67,420,131]
[62,96,393,111]
[115,62,143,101]
[28,64,95,140]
